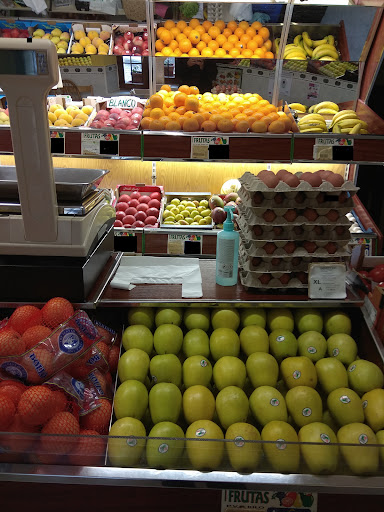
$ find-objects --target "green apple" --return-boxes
[337,423,379,475]
[182,329,210,358]
[280,356,317,389]
[298,422,338,474]
[170,198,180,205]
[118,348,150,383]
[324,310,352,337]
[210,328,240,361]
[149,382,182,424]
[269,329,298,362]
[128,307,155,330]
[114,380,148,420]
[183,307,210,331]
[155,307,183,327]
[294,308,323,334]
[211,308,240,330]
[322,409,339,434]
[315,358,348,394]
[327,333,357,365]
[182,385,215,424]
[122,325,153,355]
[186,420,224,470]
[348,359,384,395]
[267,308,294,332]
[249,386,287,426]
[246,352,279,388]
[33,29,45,37]
[216,386,249,430]
[108,417,146,467]
[297,331,327,362]
[261,420,300,473]
[240,308,266,328]
[362,388,384,432]
[239,325,269,356]
[199,199,209,208]
[286,386,323,428]
[213,356,246,390]
[327,387,364,426]
[150,354,182,387]
[183,355,212,388]
[154,324,183,354]
[225,422,262,473]
[146,422,184,469]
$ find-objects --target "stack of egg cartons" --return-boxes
[237,170,358,289]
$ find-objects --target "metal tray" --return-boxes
[0,166,109,201]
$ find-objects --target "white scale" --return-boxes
[0,39,115,257]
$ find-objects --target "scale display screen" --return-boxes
[0,50,48,75]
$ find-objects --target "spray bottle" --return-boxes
[216,205,239,286]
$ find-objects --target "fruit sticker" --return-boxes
[362,400,368,409]
[302,407,312,417]
[234,436,245,448]
[340,395,351,404]
[348,364,356,372]
[158,443,169,454]
[276,439,286,450]
[332,348,340,357]
[359,434,368,445]
[270,398,280,407]
[276,336,285,342]
[200,359,208,367]
[293,370,301,379]
[320,433,331,444]
[196,428,206,437]
[126,436,137,447]
[307,346,317,354]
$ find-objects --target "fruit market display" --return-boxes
[281,33,340,61]
[113,27,149,56]
[70,28,110,55]
[0,107,9,125]
[155,19,274,59]
[48,103,93,128]
[114,188,162,228]
[236,169,356,288]
[59,56,92,66]
[161,196,212,227]
[141,85,294,134]
[0,298,119,465]
[89,105,144,131]
[32,27,70,54]
[108,305,384,475]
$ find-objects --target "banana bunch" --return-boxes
[285,33,339,61]
[274,37,280,56]
[283,40,307,60]
[288,103,307,113]
[331,110,369,134]
[297,113,328,133]
[308,101,339,115]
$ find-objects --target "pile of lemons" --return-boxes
[48,104,94,128]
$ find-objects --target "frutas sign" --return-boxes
[221,490,317,511]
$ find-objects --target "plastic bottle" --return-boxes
[216,205,239,286]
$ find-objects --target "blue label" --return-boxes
[75,317,98,340]
[59,328,84,354]
[28,352,48,379]
[88,370,104,396]
[87,352,102,365]
[0,361,27,380]
[71,378,85,400]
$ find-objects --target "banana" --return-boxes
[330,112,358,127]
[300,127,326,133]
[284,46,306,55]
[290,56,307,60]
[350,123,362,134]
[308,105,316,114]
[284,51,307,60]
[338,119,364,129]
[313,38,328,47]
[302,32,313,48]
[313,45,339,60]
[340,128,353,133]
[285,44,300,50]
[332,110,358,123]
[314,101,339,113]
[317,108,339,115]
[359,121,368,130]
[303,41,313,57]
[294,34,302,46]
[360,129,369,134]
[327,35,335,46]
[288,103,307,113]
[298,113,327,124]
[332,124,342,133]
[320,56,336,61]
[299,123,327,131]
[298,39,305,50]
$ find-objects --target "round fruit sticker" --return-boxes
[276,336,285,342]
[127,436,137,447]
[234,436,245,448]
[158,443,169,454]
[276,439,286,450]
[349,365,356,372]
[151,375,157,383]
[293,370,301,379]
[302,407,312,417]
[340,395,351,404]
[359,434,368,445]
[196,428,206,437]
[200,359,208,367]
[307,346,317,354]
[320,433,331,444]
[362,400,368,409]
[58,328,84,354]
[270,398,280,407]
[332,348,339,357]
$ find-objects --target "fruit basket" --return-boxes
[114,185,164,229]
[111,24,150,57]
[87,97,145,131]
[160,193,213,229]
[68,23,112,56]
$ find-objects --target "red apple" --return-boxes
[122,215,136,225]
[142,41,148,51]
[124,31,133,41]
[133,35,143,46]
[119,194,130,203]
[125,207,137,216]
[132,46,142,55]
[145,216,157,225]
[115,211,125,221]
[150,192,162,201]
[114,220,123,227]
[131,191,141,200]
[113,45,124,55]
[139,195,151,204]
[137,203,149,213]
[147,208,159,218]
[129,199,140,208]
[109,113,120,120]
[142,31,148,41]
[114,36,124,46]
[135,211,147,222]
[116,202,129,212]
[104,119,116,127]
[133,220,145,228]
[148,199,160,209]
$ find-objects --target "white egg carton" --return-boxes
[239,245,311,272]
[239,269,308,289]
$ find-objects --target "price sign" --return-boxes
[313,137,354,161]
[308,262,346,299]
[167,234,202,255]
[82,132,119,156]
[50,130,65,154]
[191,136,229,160]
[221,489,317,511]
[106,96,141,109]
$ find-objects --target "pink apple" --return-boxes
[97,109,109,118]
[114,124,124,130]
[135,211,147,222]
[132,46,142,55]
[114,35,124,46]
[139,195,151,204]
[109,113,120,120]
[137,203,149,213]
[129,199,140,208]
[143,31,148,41]
[133,221,145,228]
[122,215,136,225]
[131,113,142,121]
[110,108,122,115]
[125,207,137,216]
[114,220,123,227]
[148,199,160,209]
[133,35,143,46]
[123,50,132,56]
[113,45,124,55]
[150,192,162,201]
[142,41,148,51]
[119,194,130,203]
[124,41,133,51]
[115,211,126,221]
[130,191,141,200]
[104,119,116,127]
[124,31,133,41]
[130,118,141,127]
[118,117,131,126]
[145,216,157,225]
[147,208,159,218]
[132,107,143,115]
[90,121,103,128]
[116,202,129,211]
[142,50,149,56]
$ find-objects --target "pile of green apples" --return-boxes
[108,306,384,476]
[162,197,212,226]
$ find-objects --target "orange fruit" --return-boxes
[185,97,199,112]
[247,40,258,52]
[277,113,292,131]
[265,51,275,59]
[189,86,200,95]
[208,26,220,39]
[251,120,267,133]
[177,116,186,128]
[234,28,245,39]
[169,40,179,51]
[183,27,192,37]
[193,113,204,127]
[150,94,163,108]
[176,33,187,43]
[157,27,165,37]
[176,20,187,31]
[260,45,268,53]
[169,112,181,121]
[159,115,171,125]
[173,48,182,57]
[165,120,181,131]
[189,18,200,29]
[188,30,200,45]
[170,27,180,38]
[160,29,173,45]
[183,117,199,132]
[155,40,165,52]
[160,84,171,92]
[142,108,151,118]
[208,40,219,52]
[253,35,264,47]
[262,115,275,127]
[235,42,245,51]
[216,34,227,47]
[227,21,237,32]
[140,117,152,130]
[242,49,253,58]
[164,97,175,108]
[164,20,175,30]
[222,41,234,53]
[238,21,249,31]
[201,120,216,132]
[179,39,192,53]
[184,110,195,118]
[215,48,226,58]
[240,35,251,46]
[196,41,207,52]
[246,28,256,39]
[189,48,200,56]
[223,28,232,38]
[210,114,224,126]
[242,108,254,117]
[176,106,187,115]
[220,112,232,120]
[254,49,266,58]
[268,120,286,134]
[150,108,164,119]
[161,47,173,56]
[201,47,214,57]
[214,20,225,31]
[174,92,187,107]
[195,25,205,35]
[251,21,262,31]
[235,120,250,133]
[202,20,213,31]
[229,48,241,58]
[149,119,165,131]
[200,111,211,120]
[227,34,239,45]
[179,85,191,95]
[217,119,234,133]
[235,113,247,121]
[259,27,270,41]
[264,40,272,51]
[201,33,212,44]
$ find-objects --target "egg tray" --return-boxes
[237,203,352,228]
[237,215,352,243]
[239,269,308,289]
[239,245,311,273]
[237,201,353,220]
[238,186,354,211]
[239,171,359,199]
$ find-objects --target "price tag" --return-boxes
[82,132,119,156]
[50,130,65,154]
[308,263,346,299]
[313,137,353,161]
[107,97,141,109]
[167,234,202,255]
[191,136,229,160]
[221,489,317,511]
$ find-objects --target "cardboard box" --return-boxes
[114,184,164,229]
[161,192,213,230]
[69,23,113,55]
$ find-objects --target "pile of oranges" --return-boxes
[155,19,275,59]
[140,84,293,134]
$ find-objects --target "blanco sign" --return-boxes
[107,96,142,109]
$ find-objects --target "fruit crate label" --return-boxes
[167,234,202,255]
[191,136,229,160]
[313,138,354,161]
[81,132,119,156]
[114,229,136,237]
[308,262,346,299]
[221,490,317,511]
[107,96,140,110]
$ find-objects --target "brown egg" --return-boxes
[319,170,333,180]
[263,210,277,222]
[338,192,348,203]
[280,273,292,285]
[294,226,304,236]
[271,258,282,267]
[284,241,296,254]
[326,173,344,187]
[313,225,324,236]
[274,193,285,205]
[296,271,308,284]
[251,257,262,268]
[291,257,302,267]
[253,225,264,236]
[282,173,300,188]
[258,170,279,188]
[273,226,283,236]
[283,209,298,222]
[335,225,346,235]
[316,169,328,179]
[303,241,317,253]
[300,172,322,187]
[324,242,338,254]
[252,192,264,205]
[263,242,277,254]
[326,209,340,222]
[259,273,272,285]
[295,192,305,204]
[304,208,319,221]
[276,169,289,179]
[316,192,325,204]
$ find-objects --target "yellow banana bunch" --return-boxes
[287,32,340,61]
[288,103,307,113]
[298,114,328,133]
[331,109,369,134]
[283,43,307,60]
[313,102,339,114]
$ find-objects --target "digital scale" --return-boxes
[0,39,115,301]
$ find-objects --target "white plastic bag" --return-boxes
[229,3,253,22]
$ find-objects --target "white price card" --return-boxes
[81,132,119,155]
[313,137,354,161]
[191,136,229,160]
[308,263,346,299]
[221,489,317,511]
[167,234,202,255]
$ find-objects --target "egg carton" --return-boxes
[240,270,308,289]
[237,215,352,243]
[239,171,359,200]
[238,186,354,211]
[240,233,351,258]
[237,203,352,227]
[239,245,311,273]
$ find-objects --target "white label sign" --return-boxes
[221,489,317,511]
[106,96,141,109]
[191,136,229,159]
[81,132,118,155]
[309,263,346,299]
[167,234,202,255]
[315,138,354,146]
